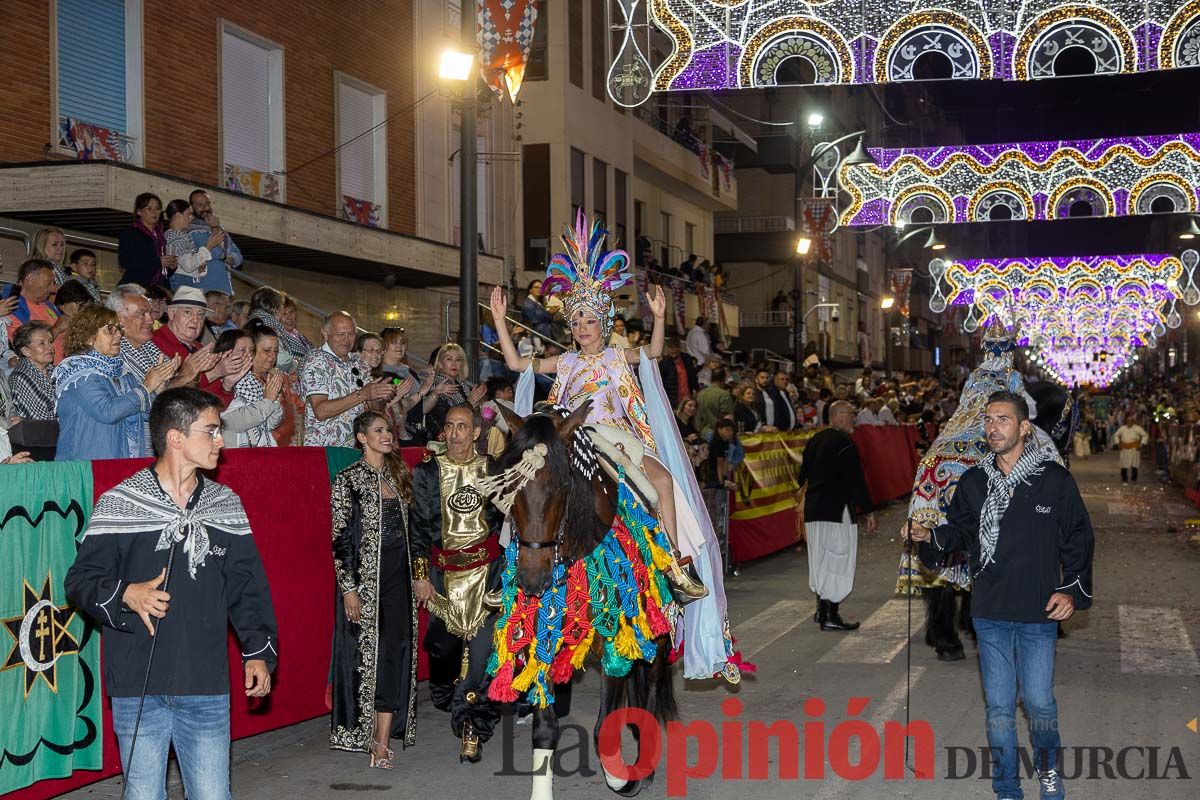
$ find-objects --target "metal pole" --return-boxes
[458,6,480,379]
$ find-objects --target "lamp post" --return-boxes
[440,11,481,378]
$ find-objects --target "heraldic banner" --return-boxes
[728,430,814,563]
[0,462,101,794]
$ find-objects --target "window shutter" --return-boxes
[57,0,126,131]
[338,82,375,203]
[221,31,272,172]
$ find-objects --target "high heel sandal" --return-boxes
[369,741,395,770]
[666,551,709,604]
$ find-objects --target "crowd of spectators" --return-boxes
[0,189,497,464]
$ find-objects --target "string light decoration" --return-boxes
[606,1,1200,106]
[930,250,1200,387]
[838,132,1200,227]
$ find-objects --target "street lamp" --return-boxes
[880,296,895,310]
[439,21,482,377]
[1179,216,1200,240]
[806,112,825,128]
[796,236,813,256]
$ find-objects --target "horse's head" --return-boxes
[494,401,609,596]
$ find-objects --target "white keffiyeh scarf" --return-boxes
[85,468,252,580]
[977,442,1051,576]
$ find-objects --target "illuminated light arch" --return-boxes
[1048,178,1114,219]
[1159,0,1200,69]
[891,185,954,226]
[650,0,694,92]
[875,11,991,84]
[739,17,855,87]
[1129,173,1197,215]
[968,182,1033,221]
[1014,5,1137,80]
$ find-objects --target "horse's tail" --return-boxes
[627,637,679,725]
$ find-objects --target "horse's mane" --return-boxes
[492,413,610,559]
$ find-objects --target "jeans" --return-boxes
[111,694,232,800]
[974,619,1064,799]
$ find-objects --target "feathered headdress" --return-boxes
[542,211,632,338]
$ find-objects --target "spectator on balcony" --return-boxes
[10,321,57,422]
[200,290,238,346]
[521,280,554,340]
[205,328,256,410]
[279,296,315,358]
[164,199,223,290]
[422,342,485,441]
[686,315,711,363]
[248,287,306,371]
[710,262,726,290]
[236,323,304,447]
[3,259,61,338]
[64,249,103,302]
[353,332,384,374]
[54,304,177,461]
[48,279,94,363]
[733,383,761,435]
[696,368,733,438]
[609,316,631,349]
[678,254,699,282]
[183,189,244,296]
[301,311,395,448]
[117,192,176,287]
[109,285,214,401]
[674,396,699,442]
[144,284,171,327]
[231,300,250,329]
[32,227,70,286]
[755,369,796,432]
[154,287,246,405]
[212,328,284,448]
[659,337,697,406]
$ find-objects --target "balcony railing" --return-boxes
[715,215,795,235]
[633,107,736,195]
[740,310,792,327]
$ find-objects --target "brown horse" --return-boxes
[494,402,677,799]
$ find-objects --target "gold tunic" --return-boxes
[425,454,495,639]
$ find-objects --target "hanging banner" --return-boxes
[891,269,914,316]
[477,0,539,101]
[634,272,653,329]
[0,463,101,795]
[671,280,687,335]
[800,198,836,263]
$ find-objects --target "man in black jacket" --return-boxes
[66,388,277,800]
[906,390,1093,800]
[797,400,876,630]
[658,338,697,406]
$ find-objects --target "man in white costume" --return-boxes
[1113,416,1149,483]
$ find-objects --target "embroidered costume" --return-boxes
[329,460,419,754]
[516,212,740,683]
[411,446,504,762]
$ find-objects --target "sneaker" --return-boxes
[1038,767,1064,798]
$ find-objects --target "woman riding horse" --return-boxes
[488,211,739,685]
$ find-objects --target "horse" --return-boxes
[493,402,678,800]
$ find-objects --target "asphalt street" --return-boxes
[62,451,1200,800]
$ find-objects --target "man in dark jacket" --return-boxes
[658,338,697,406]
[797,400,875,630]
[906,390,1093,800]
[65,388,277,800]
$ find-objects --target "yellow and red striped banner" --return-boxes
[731,430,814,521]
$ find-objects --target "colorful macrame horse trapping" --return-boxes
[487,477,675,708]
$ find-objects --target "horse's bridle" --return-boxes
[513,512,569,572]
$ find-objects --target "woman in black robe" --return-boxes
[329,412,418,768]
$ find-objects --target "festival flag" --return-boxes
[800,198,836,263]
[671,280,688,335]
[477,0,540,101]
[891,269,914,316]
[0,463,101,794]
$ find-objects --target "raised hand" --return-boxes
[144,355,181,393]
[263,370,285,401]
[489,285,508,324]
[0,295,17,317]
[647,284,667,319]
[468,383,487,407]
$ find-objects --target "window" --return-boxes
[569,0,584,88]
[523,143,551,271]
[685,222,695,258]
[570,148,586,219]
[447,0,462,31]
[220,24,285,201]
[525,1,548,81]
[336,73,387,228]
[55,0,143,164]
[590,0,607,103]
[593,158,608,223]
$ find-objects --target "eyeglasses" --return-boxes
[187,427,225,441]
[101,323,126,336]
[350,364,365,388]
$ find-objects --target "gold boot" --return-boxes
[459,718,482,764]
[666,551,708,604]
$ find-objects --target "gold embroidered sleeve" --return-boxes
[330,474,358,594]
